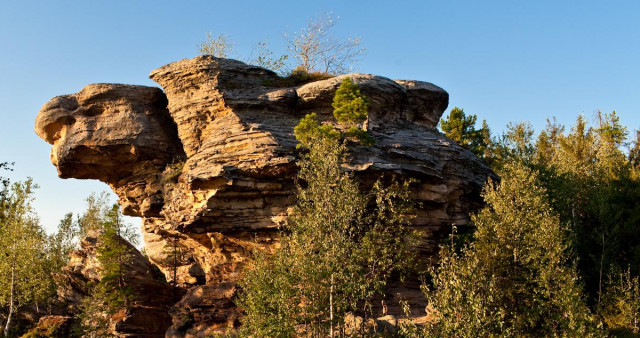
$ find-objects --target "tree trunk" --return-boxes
[329,273,334,338]
[4,264,15,337]
[598,230,606,305]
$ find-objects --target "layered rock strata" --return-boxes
[55,231,182,337]
[36,56,495,335]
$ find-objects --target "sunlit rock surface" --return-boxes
[36,56,495,335]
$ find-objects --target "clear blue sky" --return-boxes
[1,1,639,233]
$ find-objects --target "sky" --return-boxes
[1,1,639,234]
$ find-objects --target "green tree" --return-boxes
[629,130,640,174]
[76,192,111,239]
[598,267,640,335]
[239,137,413,337]
[489,114,640,308]
[294,77,372,148]
[0,162,12,197]
[0,180,54,337]
[47,213,78,275]
[439,107,490,158]
[75,193,139,245]
[331,77,373,145]
[78,204,138,337]
[238,109,414,336]
[422,163,602,337]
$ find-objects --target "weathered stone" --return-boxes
[23,315,76,337]
[35,56,496,335]
[55,231,182,337]
[35,83,185,218]
[166,282,241,337]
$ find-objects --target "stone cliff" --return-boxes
[35,56,495,336]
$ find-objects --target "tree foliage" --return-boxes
[495,112,640,305]
[46,213,77,278]
[0,179,55,337]
[238,136,414,336]
[294,77,372,148]
[422,163,603,337]
[78,204,137,337]
[239,82,413,335]
[247,39,288,75]
[198,32,233,57]
[439,107,491,160]
[453,110,640,336]
[598,267,640,336]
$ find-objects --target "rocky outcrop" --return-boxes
[35,56,495,335]
[55,231,182,337]
[23,315,76,337]
[35,84,185,218]
[166,283,241,337]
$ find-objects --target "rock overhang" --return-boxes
[35,55,495,313]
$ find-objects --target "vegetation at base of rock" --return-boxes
[237,134,415,337]
[430,109,640,336]
[487,112,640,305]
[239,77,412,336]
[77,204,137,337]
[417,163,602,337]
[0,180,56,337]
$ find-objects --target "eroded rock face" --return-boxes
[55,231,182,337]
[166,283,241,337]
[35,83,185,217]
[36,56,495,335]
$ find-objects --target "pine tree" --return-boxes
[78,204,138,337]
[439,107,490,158]
[294,77,373,148]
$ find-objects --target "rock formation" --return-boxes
[55,231,181,337]
[35,56,495,336]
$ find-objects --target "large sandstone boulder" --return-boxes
[55,231,182,337]
[35,56,495,335]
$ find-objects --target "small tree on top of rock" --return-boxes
[285,12,365,75]
[247,39,289,75]
[198,32,233,58]
[294,77,372,147]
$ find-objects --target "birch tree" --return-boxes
[0,179,53,336]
